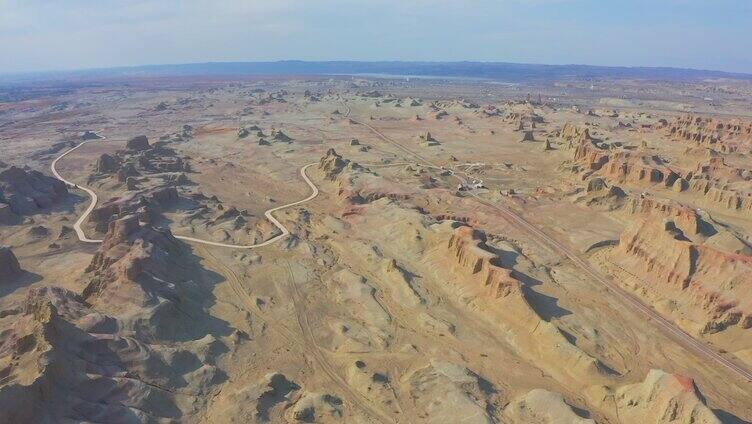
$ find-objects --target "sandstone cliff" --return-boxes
[666,115,752,154]
[560,122,592,148]
[318,149,410,208]
[614,217,752,333]
[0,215,227,422]
[591,369,721,424]
[570,140,752,214]
[445,225,613,386]
[88,186,179,232]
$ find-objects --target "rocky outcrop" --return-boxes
[126,176,139,190]
[417,131,439,146]
[0,287,100,423]
[666,115,752,153]
[116,162,139,183]
[567,121,751,216]
[94,141,189,187]
[318,151,410,211]
[702,185,752,212]
[319,149,351,181]
[445,225,612,386]
[360,90,383,98]
[571,141,752,214]
[578,177,627,210]
[88,186,179,232]
[447,226,523,300]
[519,130,535,142]
[87,135,244,245]
[571,142,679,187]
[624,196,750,254]
[95,153,121,173]
[406,360,496,424]
[503,389,593,423]
[623,196,712,238]
[593,369,721,423]
[80,130,101,140]
[0,246,21,283]
[81,131,102,141]
[0,163,68,221]
[614,218,752,333]
[667,156,752,214]
[0,249,226,422]
[126,135,150,151]
[82,213,225,343]
[166,172,191,186]
[432,110,449,120]
[160,124,194,143]
[587,177,607,192]
[0,204,14,224]
[290,392,343,422]
[135,146,188,174]
[270,129,292,142]
[694,156,750,182]
[84,215,185,308]
[559,122,592,147]
[684,175,752,214]
[505,111,543,130]
[478,105,502,118]
[206,371,342,422]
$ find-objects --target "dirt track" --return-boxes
[51,140,320,249]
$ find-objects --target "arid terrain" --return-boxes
[1,74,751,423]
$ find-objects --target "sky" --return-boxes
[1,0,751,74]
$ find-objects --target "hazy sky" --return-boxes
[2,0,751,74]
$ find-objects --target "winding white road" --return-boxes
[172,163,318,248]
[50,139,319,249]
[50,139,105,243]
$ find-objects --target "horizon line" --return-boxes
[2,59,751,82]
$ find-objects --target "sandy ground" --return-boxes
[1,75,751,423]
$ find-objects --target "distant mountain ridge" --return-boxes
[3,60,752,83]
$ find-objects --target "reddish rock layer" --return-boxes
[666,115,752,153]
[573,142,678,186]
[447,226,522,299]
[616,218,752,333]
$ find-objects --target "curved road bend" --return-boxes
[345,107,752,384]
[50,139,106,243]
[173,163,319,248]
[51,140,320,249]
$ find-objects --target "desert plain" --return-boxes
[1,74,751,423]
